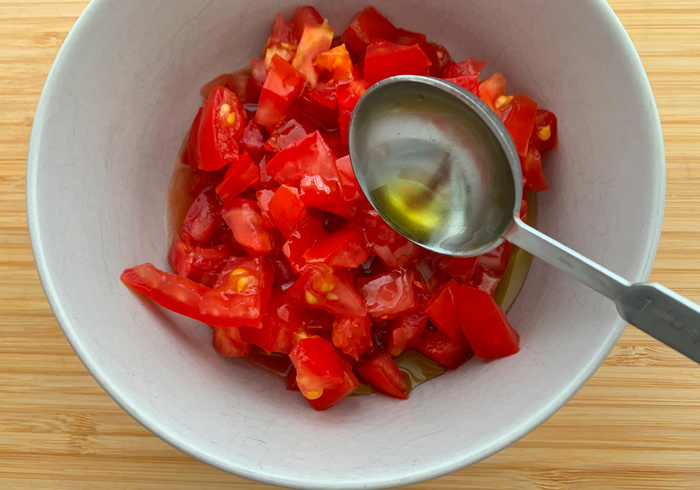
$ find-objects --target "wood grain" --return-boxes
[1,0,700,488]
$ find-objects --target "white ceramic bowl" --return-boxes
[27,0,664,488]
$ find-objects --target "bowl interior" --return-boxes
[27,0,664,488]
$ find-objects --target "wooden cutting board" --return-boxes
[1,0,699,488]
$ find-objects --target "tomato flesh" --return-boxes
[255,55,306,130]
[424,280,464,342]
[358,353,410,399]
[290,336,346,400]
[332,314,372,360]
[222,199,278,255]
[358,268,418,320]
[268,185,307,238]
[287,263,367,317]
[197,86,246,172]
[364,40,432,85]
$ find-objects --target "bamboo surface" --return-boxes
[1,0,700,488]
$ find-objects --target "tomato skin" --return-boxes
[443,58,486,79]
[239,288,298,354]
[266,131,339,186]
[357,353,410,399]
[187,108,203,170]
[264,116,317,153]
[298,174,346,208]
[446,75,480,96]
[292,21,334,88]
[297,86,340,131]
[394,28,443,77]
[198,86,247,172]
[336,79,370,144]
[479,73,506,112]
[181,190,223,247]
[332,314,372,360]
[307,354,359,411]
[211,326,252,357]
[478,241,512,276]
[255,55,306,130]
[433,255,479,284]
[121,263,210,320]
[413,328,474,369]
[357,268,418,320]
[470,266,502,297]
[531,109,558,153]
[239,119,266,160]
[303,224,370,268]
[363,40,432,85]
[282,216,327,273]
[215,152,260,205]
[334,155,363,203]
[222,198,278,255]
[424,280,463,341]
[497,93,538,158]
[454,285,520,359]
[385,308,428,356]
[521,145,549,192]
[343,6,399,57]
[287,263,367,317]
[200,256,274,327]
[268,185,307,239]
[290,336,346,400]
[169,237,194,276]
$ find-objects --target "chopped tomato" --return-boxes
[479,73,506,112]
[212,326,252,357]
[282,216,327,273]
[386,308,428,356]
[196,86,247,172]
[264,116,318,153]
[186,108,203,170]
[288,6,324,44]
[363,40,432,85]
[215,152,260,205]
[531,109,558,153]
[415,256,450,292]
[297,85,340,130]
[413,328,473,369]
[303,224,370,268]
[287,263,367,316]
[446,75,480,96]
[336,79,370,144]
[222,198,278,255]
[424,280,463,341]
[266,255,296,287]
[255,54,306,130]
[358,268,418,320]
[181,190,223,247]
[239,119,266,160]
[315,44,355,83]
[268,185,307,238]
[496,93,538,157]
[454,285,520,359]
[443,58,486,79]
[394,28,443,77]
[357,353,410,399]
[200,69,261,104]
[478,241,511,276]
[522,145,549,192]
[343,6,398,57]
[371,235,422,268]
[239,288,298,354]
[199,256,274,327]
[289,336,346,400]
[332,314,372,360]
[169,237,194,276]
[256,189,276,228]
[266,131,339,186]
[307,353,359,411]
[292,21,334,88]
[433,255,479,284]
[470,266,502,297]
[334,155,363,202]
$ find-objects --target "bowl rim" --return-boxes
[26,0,666,488]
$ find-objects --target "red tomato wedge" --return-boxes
[433,255,479,284]
[479,73,506,112]
[266,131,339,186]
[290,336,346,400]
[286,263,367,316]
[268,185,307,238]
[196,86,247,172]
[239,288,299,354]
[292,21,334,88]
[332,314,372,360]
[358,353,410,399]
[239,120,266,160]
[386,308,428,356]
[496,93,538,157]
[413,328,474,369]
[454,285,520,359]
[343,6,398,57]
[307,354,359,411]
[182,190,224,247]
[215,152,260,205]
[424,280,463,341]
[264,116,318,153]
[358,268,418,320]
[531,109,558,153]
[304,224,370,268]
[334,155,364,203]
[282,216,328,273]
[521,145,549,192]
[337,79,370,144]
[255,54,306,130]
[443,58,486,78]
[363,40,432,85]
[477,241,512,276]
[222,199,278,255]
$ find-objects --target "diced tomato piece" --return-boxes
[200,69,261,104]
[303,224,370,268]
[433,255,479,284]
[393,28,447,77]
[121,263,210,320]
[298,174,346,208]
[478,241,511,276]
[372,235,422,268]
[215,152,260,204]
[292,21,334,88]
[264,115,318,153]
[255,55,306,130]
[222,198,278,255]
[332,314,372,360]
[446,75,480,96]
[354,202,397,245]
[470,266,502,297]
[287,264,367,316]
[197,86,247,171]
[187,168,223,197]
[424,280,463,341]
[336,79,370,145]
[443,58,486,79]
[454,285,520,359]
[301,309,335,339]
[364,40,432,85]
[187,108,203,170]
[315,44,356,83]
[266,131,339,186]
[413,328,473,369]
[307,353,359,411]
[530,109,558,153]
[282,216,327,273]
[286,366,299,391]
[358,268,418,320]
[169,237,194,276]
[522,145,549,192]
[200,256,274,327]
[268,185,307,238]
[239,288,299,354]
[496,93,538,157]
[239,120,266,160]
[256,189,276,228]
[211,326,252,357]
[289,336,346,400]
[250,58,268,87]
[334,155,363,203]
[191,244,231,272]
[415,256,450,292]
[358,353,410,399]
[433,43,453,76]
[288,6,324,44]
[182,190,223,247]
[343,7,398,57]
[479,73,506,112]
[266,255,296,287]
[386,308,428,356]
[189,269,221,288]
[171,238,230,280]
[297,85,340,130]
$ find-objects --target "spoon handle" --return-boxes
[506,218,700,364]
